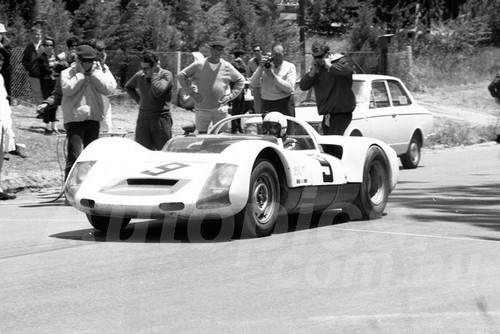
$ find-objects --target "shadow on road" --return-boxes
[390,182,500,236]
[49,210,351,244]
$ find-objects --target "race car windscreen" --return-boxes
[163,136,279,154]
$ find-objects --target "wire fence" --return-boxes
[9,47,411,106]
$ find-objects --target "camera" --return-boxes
[263,57,274,68]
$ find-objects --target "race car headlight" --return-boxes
[64,161,96,204]
[196,163,237,209]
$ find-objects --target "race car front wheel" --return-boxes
[86,214,131,232]
[237,159,280,238]
[354,146,390,220]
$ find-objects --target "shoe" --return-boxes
[0,192,16,200]
[9,144,27,158]
[3,153,9,160]
[36,112,44,119]
[44,129,53,135]
[52,128,60,134]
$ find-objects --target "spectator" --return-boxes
[56,36,79,68]
[60,45,115,179]
[92,40,117,133]
[0,23,12,104]
[178,40,245,134]
[0,53,26,160]
[250,43,296,116]
[117,49,129,90]
[488,71,500,144]
[22,26,44,102]
[125,50,173,150]
[38,36,58,134]
[247,44,263,113]
[299,40,356,135]
[230,49,247,133]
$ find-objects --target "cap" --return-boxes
[311,40,330,57]
[76,45,97,60]
[233,49,245,57]
[0,24,6,33]
[209,40,226,48]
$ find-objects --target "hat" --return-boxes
[233,49,245,57]
[311,40,330,56]
[0,24,6,33]
[76,45,97,60]
[209,40,226,48]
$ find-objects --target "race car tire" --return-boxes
[400,134,421,169]
[237,159,280,238]
[86,214,131,232]
[354,146,390,220]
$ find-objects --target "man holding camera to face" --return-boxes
[299,40,356,135]
[249,43,296,116]
[60,45,115,178]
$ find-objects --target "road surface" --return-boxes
[1,143,499,333]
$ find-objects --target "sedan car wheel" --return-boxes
[86,214,131,232]
[354,146,390,220]
[238,159,280,238]
[401,134,421,169]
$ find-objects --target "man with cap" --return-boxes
[0,23,12,104]
[125,50,173,150]
[178,40,245,134]
[60,44,115,179]
[299,39,356,135]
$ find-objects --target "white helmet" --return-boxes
[262,112,287,138]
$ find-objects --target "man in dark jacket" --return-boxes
[488,72,500,143]
[299,40,356,135]
[0,23,12,104]
[21,26,43,102]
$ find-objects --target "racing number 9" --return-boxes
[142,162,189,176]
[311,155,333,182]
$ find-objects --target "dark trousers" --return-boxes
[230,91,245,133]
[135,113,173,150]
[64,120,100,179]
[41,78,57,122]
[261,95,295,117]
[322,113,353,135]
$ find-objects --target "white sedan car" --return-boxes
[296,74,434,169]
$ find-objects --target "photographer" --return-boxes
[60,45,115,179]
[249,43,296,116]
[299,39,355,135]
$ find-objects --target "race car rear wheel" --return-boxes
[400,134,421,169]
[86,214,131,232]
[237,159,280,238]
[354,146,390,220]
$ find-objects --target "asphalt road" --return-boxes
[1,143,499,333]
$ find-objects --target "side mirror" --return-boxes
[182,123,196,135]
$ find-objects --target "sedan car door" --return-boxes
[364,80,398,145]
[385,79,416,153]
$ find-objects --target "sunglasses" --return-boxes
[262,123,281,136]
[43,43,54,47]
[313,54,325,59]
[253,49,262,52]
[80,59,94,64]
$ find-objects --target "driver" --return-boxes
[262,112,299,150]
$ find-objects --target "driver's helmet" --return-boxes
[262,112,287,138]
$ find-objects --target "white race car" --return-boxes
[65,114,399,238]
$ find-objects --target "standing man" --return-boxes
[230,49,247,133]
[0,23,12,104]
[488,71,500,143]
[125,50,173,150]
[299,40,356,135]
[60,45,115,178]
[22,26,44,102]
[250,43,296,116]
[178,40,245,134]
[247,44,263,113]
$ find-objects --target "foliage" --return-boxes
[347,2,381,51]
